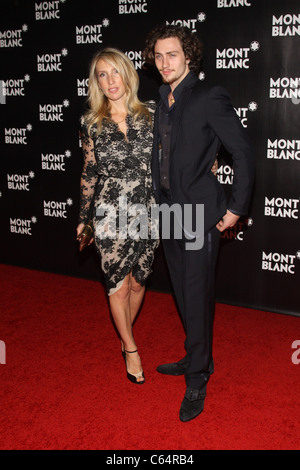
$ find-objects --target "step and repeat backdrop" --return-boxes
[0,0,299,316]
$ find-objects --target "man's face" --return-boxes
[154,36,190,90]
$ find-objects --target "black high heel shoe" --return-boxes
[125,349,145,385]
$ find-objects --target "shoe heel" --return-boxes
[125,349,145,385]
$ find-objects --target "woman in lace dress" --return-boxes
[77,48,159,384]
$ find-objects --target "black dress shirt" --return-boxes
[159,72,196,191]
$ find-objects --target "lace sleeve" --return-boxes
[146,100,156,126]
[79,118,99,224]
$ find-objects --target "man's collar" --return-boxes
[159,71,198,100]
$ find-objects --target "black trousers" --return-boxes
[160,190,220,388]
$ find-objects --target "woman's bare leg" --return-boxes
[129,273,145,325]
[109,273,144,381]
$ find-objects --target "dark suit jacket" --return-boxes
[152,73,255,235]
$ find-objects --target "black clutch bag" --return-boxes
[77,220,94,252]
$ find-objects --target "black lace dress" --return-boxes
[79,102,159,295]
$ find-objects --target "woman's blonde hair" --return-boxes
[84,47,151,134]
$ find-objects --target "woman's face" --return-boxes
[96,59,127,103]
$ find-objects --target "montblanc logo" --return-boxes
[221,217,253,242]
[119,0,148,15]
[262,251,298,275]
[10,216,37,236]
[1,75,30,98]
[37,49,68,72]
[264,197,299,220]
[267,139,300,161]
[35,0,66,20]
[0,24,28,48]
[125,51,143,70]
[272,13,300,37]
[77,78,88,96]
[166,13,206,33]
[43,198,73,218]
[217,0,251,8]
[4,124,32,144]
[76,19,109,44]
[216,41,259,69]
[7,172,35,191]
[217,165,234,185]
[39,99,70,121]
[235,101,258,128]
[41,150,71,171]
[269,77,300,101]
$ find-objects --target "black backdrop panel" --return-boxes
[1,0,299,316]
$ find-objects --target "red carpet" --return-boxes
[0,264,299,450]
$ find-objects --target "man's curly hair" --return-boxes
[143,24,203,74]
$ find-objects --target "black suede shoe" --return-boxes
[179,386,207,422]
[157,357,214,376]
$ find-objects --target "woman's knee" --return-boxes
[130,275,144,294]
[112,276,131,301]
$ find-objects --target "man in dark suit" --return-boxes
[143,25,254,422]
